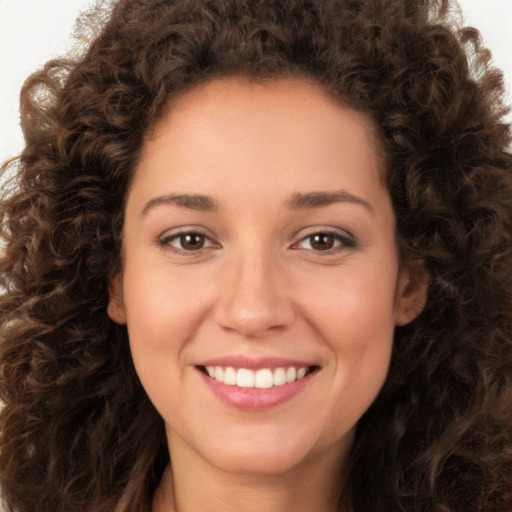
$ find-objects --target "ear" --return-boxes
[394,259,428,326]
[107,274,128,324]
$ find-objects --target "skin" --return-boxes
[108,76,426,512]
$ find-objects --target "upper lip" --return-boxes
[195,356,319,370]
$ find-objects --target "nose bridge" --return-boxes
[215,242,294,337]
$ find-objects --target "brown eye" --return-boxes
[309,233,335,251]
[295,230,354,253]
[179,233,205,250]
[159,231,217,253]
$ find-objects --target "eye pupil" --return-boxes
[311,233,334,250]
[181,233,205,250]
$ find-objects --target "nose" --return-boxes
[214,249,295,338]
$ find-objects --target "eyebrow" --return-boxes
[141,189,374,216]
[141,194,218,215]
[286,190,375,214]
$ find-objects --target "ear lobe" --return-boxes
[107,275,127,325]
[395,259,428,326]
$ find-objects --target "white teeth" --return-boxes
[223,367,237,385]
[237,368,255,388]
[255,369,273,388]
[273,367,287,386]
[204,365,312,388]
[296,367,307,379]
[286,367,296,383]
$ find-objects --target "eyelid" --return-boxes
[157,226,221,254]
[156,225,355,255]
[291,226,356,252]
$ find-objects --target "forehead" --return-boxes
[130,76,387,209]
[149,76,381,155]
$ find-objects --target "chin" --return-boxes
[210,448,309,476]
[197,427,346,477]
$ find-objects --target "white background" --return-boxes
[1,0,511,164]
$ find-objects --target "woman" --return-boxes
[1,0,511,511]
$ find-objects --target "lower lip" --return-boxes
[198,370,313,410]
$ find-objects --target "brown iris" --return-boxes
[180,233,205,250]
[310,233,336,251]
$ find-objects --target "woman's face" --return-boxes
[109,76,425,476]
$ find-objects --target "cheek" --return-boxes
[317,281,395,385]
[296,261,397,403]
[122,263,216,358]
[298,259,398,339]
[121,264,218,417]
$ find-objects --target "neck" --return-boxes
[152,436,350,512]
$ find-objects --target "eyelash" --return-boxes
[292,228,356,253]
[157,228,355,255]
[157,230,219,254]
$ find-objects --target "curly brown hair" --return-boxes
[1,0,512,511]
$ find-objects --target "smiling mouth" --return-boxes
[197,365,319,389]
